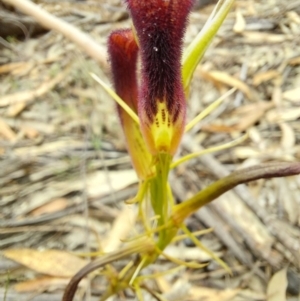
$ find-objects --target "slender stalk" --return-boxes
[172,162,300,224]
[62,239,154,301]
[149,154,172,244]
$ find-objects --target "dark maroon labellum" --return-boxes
[126,0,194,155]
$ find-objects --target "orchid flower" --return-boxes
[127,0,192,157]
[63,1,300,300]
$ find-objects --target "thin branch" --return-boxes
[3,0,107,66]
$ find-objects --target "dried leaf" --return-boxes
[156,276,171,294]
[288,56,300,66]
[279,122,295,150]
[14,276,70,292]
[267,108,300,122]
[23,126,40,139]
[282,87,300,102]
[286,11,300,24]
[3,249,88,277]
[0,62,32,75]
[233,101,273,115]
[189,287,240,301]
[6,102,27,117]
[272,86,282,106]
[267,268,287,301]
[30,198,69,216]
[233,147,260,159]
[243,32,286,43]
[164,245,222,262]
[201,123,236,133]
[233,10,246,33]
[232,102,274,131]
[86,169,137,198]
[253,70,280,86]
[0,118,17,141]
[102,206,137,252]
[207,70,253,100]
[163,279,191,301]
[278,178,299,224]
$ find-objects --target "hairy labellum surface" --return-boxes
[126,0,194,155]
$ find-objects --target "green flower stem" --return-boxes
[150,154,172,244]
